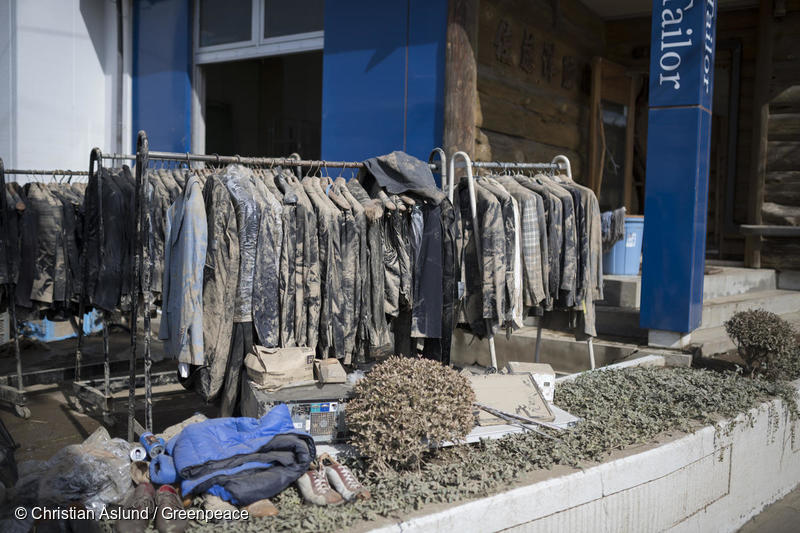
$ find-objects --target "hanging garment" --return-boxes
[514,176,561,309]
[477,179,517,327]
[336,178,368,362]
[224,166,260,323]
[329,180,357,362]
[493,176,548,308]
[251,176,282,348]
[267,169,298,348]
[159,174,208,366]
[303,177,344,358]
[411,202,444,339]
[346,178,391,356]
[220,321,254,417]
[455,177,505,338]
[182,174,239,402]
[287,174,320,349]
[537,175,578,308]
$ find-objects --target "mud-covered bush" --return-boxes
[346,356,475,471]
[724,309,800,380]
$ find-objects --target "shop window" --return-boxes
[199,0,253,47]
[194,0,324,64]
[264,0,324,39]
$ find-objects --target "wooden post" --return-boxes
[745,0,774,268]
[588,57,603,193]
[624,74,640,213]
[443,0,479,158]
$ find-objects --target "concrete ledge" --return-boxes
[370,380,800,533]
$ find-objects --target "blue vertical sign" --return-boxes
[640,0,717,334]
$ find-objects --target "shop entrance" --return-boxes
[202,51,322,159]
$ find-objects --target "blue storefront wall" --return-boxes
[321,0,447,169]
[132,0,446,165]
[132,0,192,153]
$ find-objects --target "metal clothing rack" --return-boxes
[447,151,595,373]
[128,130,448,439]
[0,163,93,418]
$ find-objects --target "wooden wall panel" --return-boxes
[474,0,602,182]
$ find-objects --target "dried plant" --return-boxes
[725,309,800,381]
[346,356,475,471]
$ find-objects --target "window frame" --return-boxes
[194,0,324,65]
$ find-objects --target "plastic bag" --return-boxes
[16,427,133,513]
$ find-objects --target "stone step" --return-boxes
[702,267,776,299]
[700,289,800,330]
[691,311,800,357]
[450,326,690,375]
[599,268,777,309]
[595,306,648,341]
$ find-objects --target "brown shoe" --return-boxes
[244,498,279,517]
[116,482,155,533]
[154,485,187,533]
[320,454,371,501]
[296,469,344,506]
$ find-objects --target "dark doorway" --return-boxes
[204,51,322,159]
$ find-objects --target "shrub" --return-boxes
[345,356,475,471]
[724,309,800,381]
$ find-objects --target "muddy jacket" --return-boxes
[288,174,320,349]
[455,177,505,337]
[537,175,578,308]
[303,177,345,358]
[251,176,282,347]
[184,174,239,402]
[159,175,208,366]
[494,176,548,308]
[477,179,517,326]
[224,167,260,323]
[346,179,391,355]
[514,176,561,310]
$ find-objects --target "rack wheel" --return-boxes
[487,366,498,374]
[14,405,30,419]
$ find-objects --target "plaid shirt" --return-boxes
[493,176,547,307]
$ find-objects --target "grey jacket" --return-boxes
[159,175,208,365]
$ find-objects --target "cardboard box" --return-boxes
[314,358,347,384]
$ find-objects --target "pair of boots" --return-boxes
[116,483,186,533]
[296,453,370,506]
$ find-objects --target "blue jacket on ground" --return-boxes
[151,404,315,505]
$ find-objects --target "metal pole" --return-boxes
[141,154,153,433]
[127,132,147,442]
[429,148,448,198]
[535,323,543,363]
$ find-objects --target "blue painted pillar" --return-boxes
[640,0,717,343]
[321,0,447,166]
[132,0,192,152]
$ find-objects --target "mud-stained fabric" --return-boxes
[494,176,547,308]
[159,175,208,366]
[288,174,320,349]
[252,176,282,348]
[182,174,239,402]
[360,151,445,204]
[514,176,561,310]
[224,166,260,323]
[454,177,505,338]
[346,179,391,356]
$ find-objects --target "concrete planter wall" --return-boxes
[371,381,800,533]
